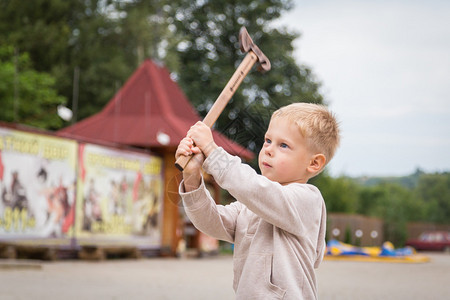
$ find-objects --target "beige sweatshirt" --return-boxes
[179,147,327,300]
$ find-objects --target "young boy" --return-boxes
[176,103,340,299]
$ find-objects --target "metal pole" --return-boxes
[72,66,80,124]
[13,48,19,122]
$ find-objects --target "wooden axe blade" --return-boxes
[175,27,271,171]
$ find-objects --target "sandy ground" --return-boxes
[0,252,449,299]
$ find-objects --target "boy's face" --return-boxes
[258,117,315,185]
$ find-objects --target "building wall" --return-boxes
[160,151,181,255]
[327,213,384,246]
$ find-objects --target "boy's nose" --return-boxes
[264,145,273,156]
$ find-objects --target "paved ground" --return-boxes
[0,253,449,299]
[317,253,450,299]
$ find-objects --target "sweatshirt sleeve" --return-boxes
[203,147,326,242]
[179,176,242,243]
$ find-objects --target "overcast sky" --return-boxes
[277,0,450,177]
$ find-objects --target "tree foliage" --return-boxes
[168,0,323,162]
[414,172,450,224]
[0,0,175,122]
[314,171,450,245]
[0,45,66,129]
[310,172,359,213]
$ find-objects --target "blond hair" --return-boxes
[272,103,340,164]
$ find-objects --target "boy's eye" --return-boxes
[265,138,271,144]
[280,143,289,149]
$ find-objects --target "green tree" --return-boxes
[357,183,418,246]
[0,46,66,129]
[0,0,74,73]
[313,171,449,245]
[66,0,177,119]
[0,0,177,123]
[310,172,359,213]
[168,0,323,165]
[0,0,116,122]
[415,172,450,224]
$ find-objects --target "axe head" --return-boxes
[239,27,271,72]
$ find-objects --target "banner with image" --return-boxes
[0,128,77,239]
[76,143,164,248]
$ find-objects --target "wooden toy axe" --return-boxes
[175,26,271,171]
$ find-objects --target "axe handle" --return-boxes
[175,51,258,171]
[203,51,258,127]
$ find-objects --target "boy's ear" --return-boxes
[307,154,327,174]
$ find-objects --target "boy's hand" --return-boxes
[175,137,204,191]
[175,137,204,173]
[187,121,218,157]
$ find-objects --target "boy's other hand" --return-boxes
[175,137,204,175]
[187,121,218,157]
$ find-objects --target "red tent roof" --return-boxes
[58,59,254,160]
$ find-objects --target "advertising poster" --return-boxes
[0,128,77,240]
[76,143,163,248]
